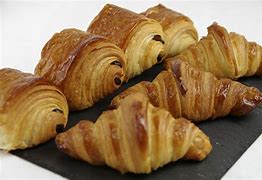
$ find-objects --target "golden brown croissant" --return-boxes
[87,4,165,81]
[142,4,198,58]
[0,68,68,151]
[56,93,212,174]
[112,59,262,122]
[174,23,262,79]
[35,28,126,110]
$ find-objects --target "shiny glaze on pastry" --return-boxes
[112,59,262,121]
[142,4,198,57]
[174,23,262,78]
[0,68,68,150]
[88,4,165,81]
[56,93,212,173]
[35,28,126,110]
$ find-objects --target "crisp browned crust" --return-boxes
[142,4,193,30]
[111,59,262,121]
[87,4,165,81]
[88,4,148,50]
[142,4,198,57]
[35,28,126,110]
[36,29,110,89]
[175,23,262,78]
[56,93,212,173]
[0,68,68,150]
[0,68,52,111]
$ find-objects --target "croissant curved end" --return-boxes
[184,130,212,161]
[56,132,74,157]
[230,89,262,116]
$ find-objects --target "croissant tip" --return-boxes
[55,133,69,152]
[184,132,212,161]
[250,89,262,106]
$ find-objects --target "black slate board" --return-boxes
[12,64,262,180]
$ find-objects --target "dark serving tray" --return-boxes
[12,64,262,180]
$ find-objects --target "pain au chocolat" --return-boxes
[142,4,198,58]
[87,4,165,81]
[0,68,68,150]
[35,28,126,110]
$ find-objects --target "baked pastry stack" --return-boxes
[87,4,165,80]
[1,2,262,175]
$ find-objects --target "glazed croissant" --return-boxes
[35,28,126,110]
[87,4,165,81]
[142,4,198,58]
[112,59,262,122]
[56,93,212,174]
[175,23,262,79]
[0,68,68,151]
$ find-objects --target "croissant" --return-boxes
[87,4,165,81]
[112,59,262,122]
[35,28,126,110]
[142,4,198,58]
[0,68,68,151]
[56,93,212,174]
[174,23,262,79]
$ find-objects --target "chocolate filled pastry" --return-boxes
[35,28,126,110]
[56,93,212,174]
[0,68,68,151]
[174,23,262,79]
[142,4,198,58]
[87,4,165,81]
[112,59,262,122]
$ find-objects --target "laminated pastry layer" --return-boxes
[174,23,262,79]
[88,4,165,81]
[0,68,68,150]
[35,28,126,110]
[142,4,198,58]
[56,93,212,174]
[112,59,262,122]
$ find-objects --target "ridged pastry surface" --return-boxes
[35,28,126,110]
[142,4,198,57]
[88,4,165,81]
[175,23,262,79]
[0,68,68,150]
[56,93,212,174]
[112,59,262,121]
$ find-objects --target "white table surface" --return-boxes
[1,0,262,179]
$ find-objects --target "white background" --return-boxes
[0,0,262,179]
